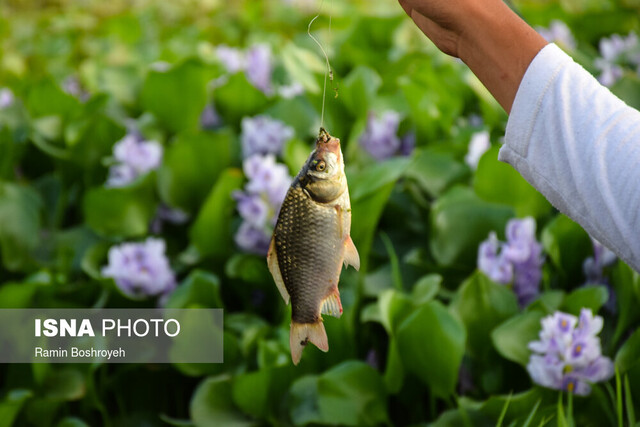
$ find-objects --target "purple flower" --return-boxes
[62,76,89,101]
[235,221,272,255]
[150,204,189,234]
[200,104,222,129]
[241,115,294,158]
[360,111,404,160]
[464,130,490,170]
[245,44,273,94]
[527,309,614,395]
[106,134,163,187]
[235,154,292,255]
[595,32,640,86]
[101,238,176,298]
[478,217,544,306]
[216,45,245,73]
[399,131,416,156]
[537,20,577,50]
[0,88,15,109]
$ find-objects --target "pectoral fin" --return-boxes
[343,235,360,271]
[267,238,289,304]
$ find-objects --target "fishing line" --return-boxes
[307,0,333,128]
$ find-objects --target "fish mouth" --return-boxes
[316,128,341,158]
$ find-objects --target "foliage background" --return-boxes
[1,0,640,425]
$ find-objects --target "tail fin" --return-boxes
[290,321,329,365]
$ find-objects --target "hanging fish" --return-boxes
[267,128,360,365]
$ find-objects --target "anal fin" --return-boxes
[290,321,329,365]
[343,235,360,271]
[267,238,290,304]
[320,288,343,318]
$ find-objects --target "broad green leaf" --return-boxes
[611,262,640,347]
[189,168,244,258]
[561,285,609,316]
[541,214,592,285]
[282,138,312,176]
[430,186,513,268]
[165,270,223,309]
[43,369,85,401]
[0,182,42,271]
[384,338,404,394]
[451,272,519,358]
[83,175,156,238]
[616,328,640,374]
[405,148,469,198]
[190,376,252,427]
[289,361,388,426]
[341,66,382,117]
[231,367,295,419]
[26,79,80,119]
[0,389,32,427]
[0,282,38,308]
[225,254,271,284]
[491,311,545,366]
[56,417,90,427]
[280,43,325,95]
[214,73,269,126]
[377,289,413,334]
[65,113,126,174]
[411,274,442,305]
[611,75,640,111]
[158,129,233,212]
[474,146,551,218]
[396,301,466,397]
[141,60,209,133]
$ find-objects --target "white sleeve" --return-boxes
[499,43,640,273]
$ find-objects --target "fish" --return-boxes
[267,128,360,365]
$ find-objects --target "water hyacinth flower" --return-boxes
[200,103,222,130]
[477,217,544,306]
[527,309,614,395]
[234,154,292,255]
[537,20,576,50]
[246,44,273,95]
[360,111,414,160]
[106,134,163,187]
[277,82,305,99]
[102,238,176,298]
[0,88,15,109]
[464,130,490,170]
[216,45,245,73]
[594,32,640,87]
[241,115,294,157]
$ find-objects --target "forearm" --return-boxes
[457,1,547,113]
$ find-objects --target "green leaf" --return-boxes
[65,113,126,173]
[611,262,640,347]
[541,215,592,284]
[491,311,545,366]
[165,270,223,309]
[561,286,609,316]
[158,129,233,212]
[83,175,157,238]
[0,389,32,427]
[430,186,514,267]
[189,168,245,258]
[225,254,271,284]
[231,367,295,419]
[474,146,551,218]
[0,282,38,308]
[190,376,252,427]
[141,59,209,133]
[281,42,325,95]
[411,274,442,305]
[265,97,317,138]
[615,328,640,374]
[0,182,42,271]
[341,66,382,117]
[56,417,90,427]
[405,148,469,198]
[43,368,85,401]
[384,338,405,394]
[611,75,640,110]
[289,361,388,426]
[214,73,269,126]
[396,301,466,397]
[451,272,519,358]
[377,289,413,334]
[349,157,410,272]
[26,79,80,119]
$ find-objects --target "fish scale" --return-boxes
[267,128,359,364]
[274,186,342,324]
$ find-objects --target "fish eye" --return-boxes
[316,160,326,172]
